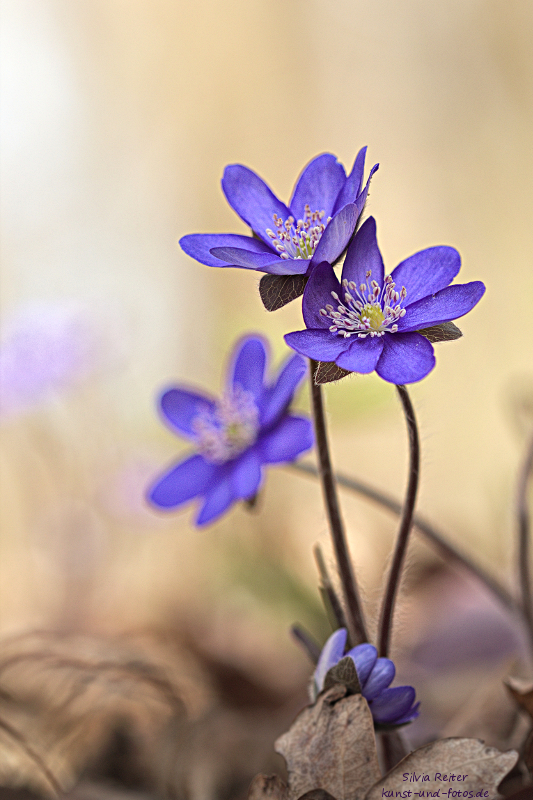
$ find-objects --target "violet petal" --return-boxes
[290,153,346,221]
[302,262,341,330]
[259,415,313,463]
[260,354,307,428]
[160,388,216,439]
[336,337,384,374]
[221,164,291,246]
[376,333,435,384]
[398,281,486,332]
[314,629,348,692]
[369,686,417,724]
[180,233,273,267]
[148,454,216,509]
[284,329,349,362]
[230,336,267,400]
[346,643,378,685]
[362,658,395,700]
[342,217,384,289]
[312,204,358,266]
[390,246,461,305]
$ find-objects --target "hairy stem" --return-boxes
[314,544,348,632]
[309,360,368,645]
[378,385,420,658]
[517,433,533,649]
[288,461,517,615]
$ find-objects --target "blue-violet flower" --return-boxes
[314,628,420,727]
[285,217,485,384]
[180,149,378,277]
[148,336,313,525]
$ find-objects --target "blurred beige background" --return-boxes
[1,0,532,699]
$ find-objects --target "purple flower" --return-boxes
[285,217,485,385]
[314,628,420,727]
[180,149,378,278]
[147,336,313,526]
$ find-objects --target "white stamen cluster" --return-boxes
[192,386,259,464]
[266,204,330,260]
[319,271,407,338]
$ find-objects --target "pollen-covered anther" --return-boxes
[266,205,328,260]
[192,386,259,464]
[321,275,408,339]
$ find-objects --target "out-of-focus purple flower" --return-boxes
[0,302,105,421]
[285,217,485,385]
[180,149,378,278]
[147,335,313,526]
[314,628,420,727]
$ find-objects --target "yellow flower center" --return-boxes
[361,303,385,331]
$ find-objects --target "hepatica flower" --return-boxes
[314,628,420,727]
[148,336,313,525]
[180,149,378,279]
[285,217,485,384]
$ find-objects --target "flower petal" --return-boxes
[369,685,417,724]
[352,162,379,218]
[335,337,384,374]
[332,147,367,212]
[259,415,313,463]
[221,165,291,246]
[180,233,274,267]
[230,336,267,400]
[342,216,384,289]
[362,658,395,700]
[391,701,420,725]
[284,329,348,362]
[196,470,235,525]
[311,204,358,266]
[230,447,263,499]
[148,453,216,509]
[302,262,341,330]
[159,388,215,439]
[346,643,378,686]
[390,246,461,305]
[290,154,346,221]
[314,629,348,692]
[398,281,486,332]
[260,354,307,428]
[209,246,281,271]
[376,333,435,384]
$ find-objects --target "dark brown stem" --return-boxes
[314,544,348,631]
[378,385,420,658]
[289,460,517,616]
[517,433,533,649]
[309,360,368,645]
[290,624,321,664]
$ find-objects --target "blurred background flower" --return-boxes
[1,0,532,796]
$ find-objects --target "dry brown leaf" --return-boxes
[506,678,533,719]
[248,773,290,800]
[275,686,381,800]
[365,738,518,800]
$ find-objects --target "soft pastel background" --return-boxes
[1,0,532,794]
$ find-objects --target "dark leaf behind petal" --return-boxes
[323,656,362,695]
[417,322,463,343]
[259,274,308,311]
[315,362,352,384]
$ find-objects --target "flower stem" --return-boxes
[517,433,533,650]
[378,385,420,658]
[288,461,517,616]
[309,360,368,645]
